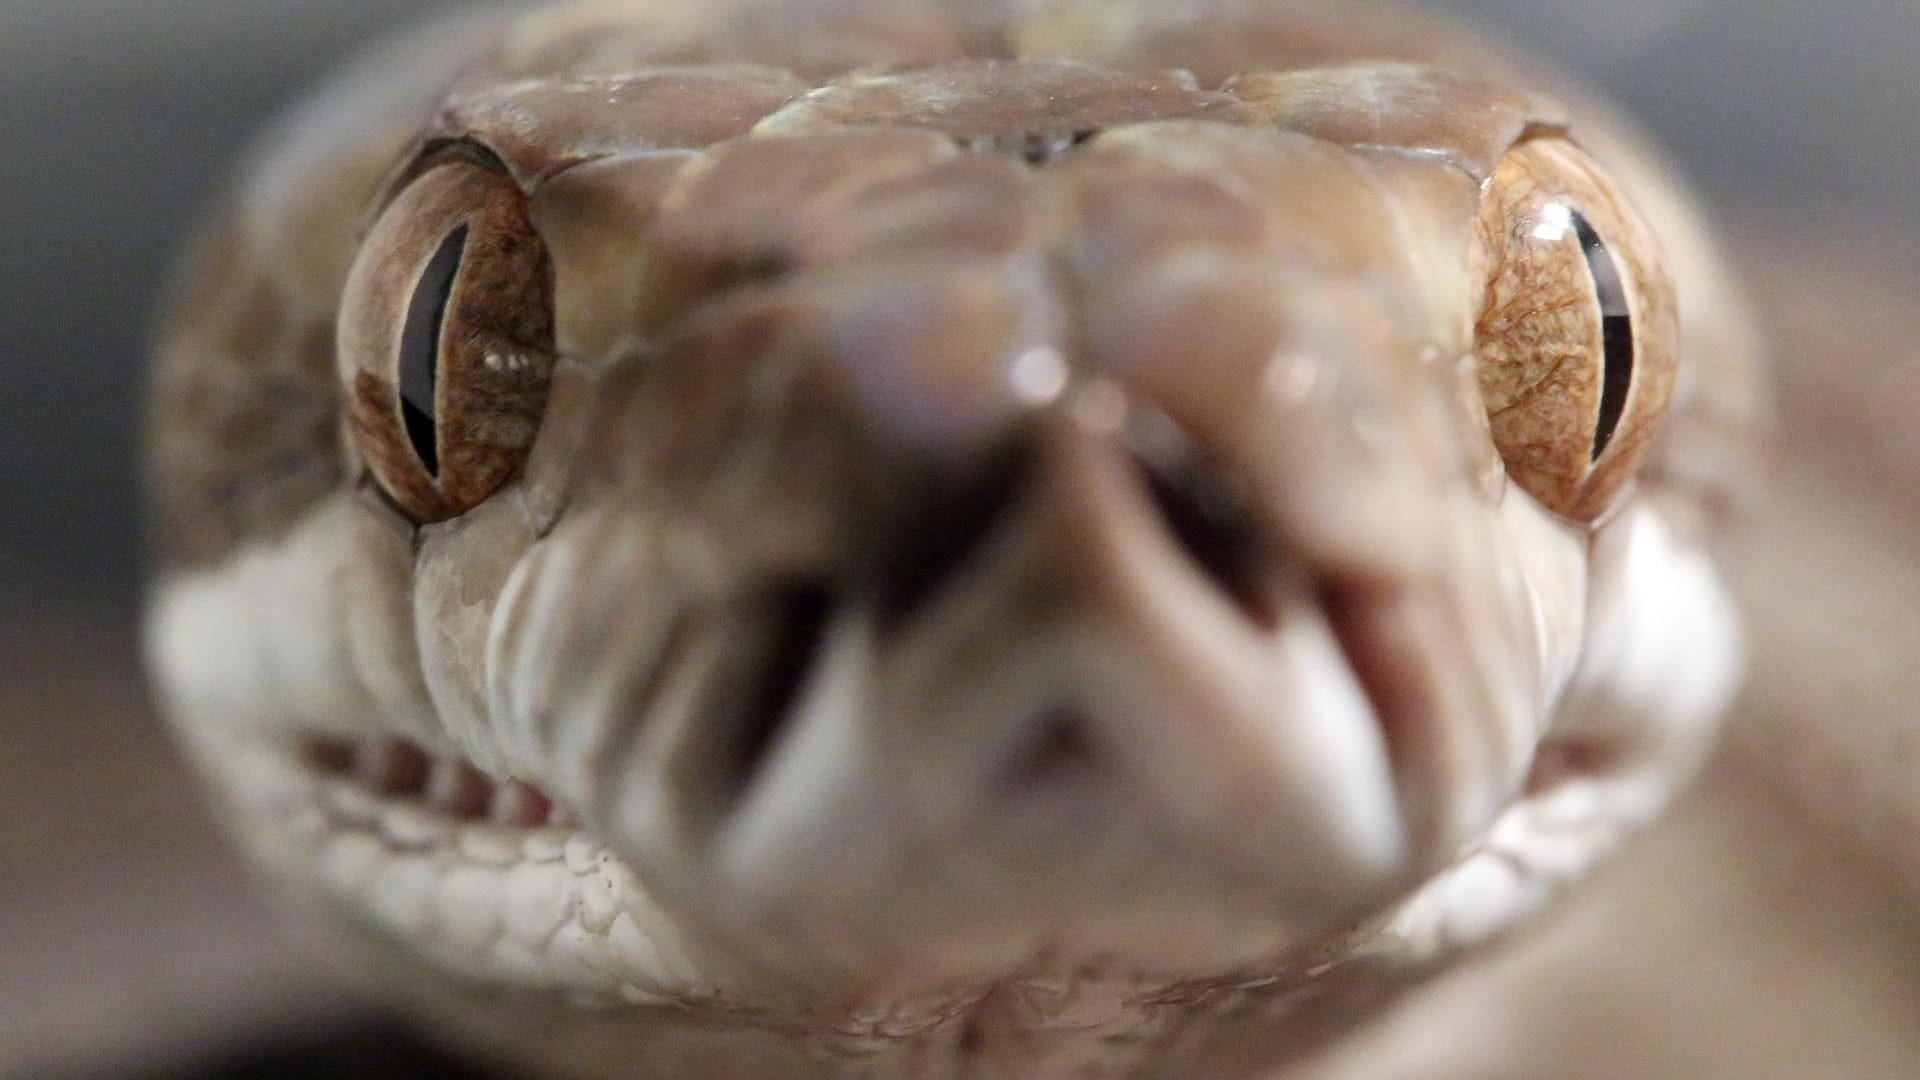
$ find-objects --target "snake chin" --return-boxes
[277,723,1358,1031]
[281,731,712,1011]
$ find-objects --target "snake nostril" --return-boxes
[871,441,1031,630]
[1002,707,1104,791]
[707,583,835,815]
[1127,415,1278,631]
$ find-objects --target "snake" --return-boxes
[141,1,1770,1076]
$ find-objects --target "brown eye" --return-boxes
[1472,138,1678,521]
[339,155,556,523]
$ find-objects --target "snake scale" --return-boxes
[142,1,1771,1076]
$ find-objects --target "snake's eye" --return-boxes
[1472,138,1678,521]
[339,155,556,523]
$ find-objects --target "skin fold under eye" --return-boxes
[337,153,557,524]
[1472,138,1679,521]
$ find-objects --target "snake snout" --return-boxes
[865,438,1034,631]
[608,400,1410,976]
[666,408,1280,825]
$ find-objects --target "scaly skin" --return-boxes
[143,2,1766,1076]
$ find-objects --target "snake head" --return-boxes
[144,0,1767,1068]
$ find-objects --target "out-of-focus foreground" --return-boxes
[3,2,1917,1077]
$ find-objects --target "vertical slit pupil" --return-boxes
[1571,209,1635,461]
[398,224,469,478]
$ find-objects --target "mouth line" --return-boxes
[285,726,1306,1024]
[302,733,579,831]
[284,731,719,1012]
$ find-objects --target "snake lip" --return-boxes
[302,733,577,830]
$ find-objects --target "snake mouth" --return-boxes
[302,734,577,831]
[251,430,1513,1009]
[264,399,1489,999]
[279,731,708,1010]
[599,417,1435,965]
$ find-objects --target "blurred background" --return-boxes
[4,1,1917,1077]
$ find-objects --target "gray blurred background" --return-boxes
[4,2,1918,1077]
